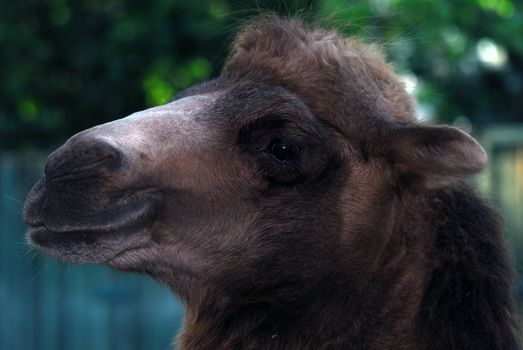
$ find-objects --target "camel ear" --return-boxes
[388,125,487,189]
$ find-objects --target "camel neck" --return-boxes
[176,263,426,350]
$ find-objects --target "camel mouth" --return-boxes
[28,194,158,240]
[28,191,161,232]
[25,190,163,263]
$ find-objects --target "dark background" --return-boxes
[2,0,523,150]
[1,1,522,349]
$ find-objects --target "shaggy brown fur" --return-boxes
[181,16,519,349]
[24,16,520,350]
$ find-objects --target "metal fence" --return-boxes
[1,125,522,349]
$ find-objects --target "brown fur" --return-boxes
[179,16,520,349]
[24,16,520,350]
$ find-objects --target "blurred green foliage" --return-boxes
[1,0,522,150]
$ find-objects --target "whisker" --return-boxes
[4,194,24,206]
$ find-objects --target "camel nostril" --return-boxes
[44,137,124,180]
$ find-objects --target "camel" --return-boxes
[24,16,520,349]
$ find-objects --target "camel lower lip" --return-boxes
[29,226,112,247]
[27,224,149,265]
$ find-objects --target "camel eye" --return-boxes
[269,140,300,162]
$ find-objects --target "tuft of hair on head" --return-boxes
[223,14,416,124]
[228,13,385,69]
